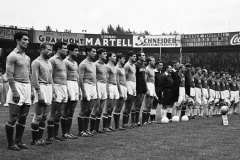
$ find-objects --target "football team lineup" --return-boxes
[2,32,238,154]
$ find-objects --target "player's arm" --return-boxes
[145,68,150,95]
[124,63,129,80]
[28,58,35,102]
[49,58,57,100]
[116,68,122,96]
[31,61,43,103]
[6,55,19,103]
[106,66,110,98]
[78,63,86,100]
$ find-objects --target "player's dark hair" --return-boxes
[127,51,136,58]
[155,61,163,66]
[107,51,115,59]
[147,56,154,63]
[172,60,179,66]
[137,51,144,58]
[40,42,52,50]
[117,53,124,61]
[97,48,106,56]
[14,32,29,43]
[54,42,67,52]
[67,43,79,52]
[85,47,95,53]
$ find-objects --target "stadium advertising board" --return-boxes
[0,27,32,42]
[133,35,181,48]
[33,30,85,46]
[85,34,132,47]
[229,32,240,45]
[181,33,229,47]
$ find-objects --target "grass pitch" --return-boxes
[0,106,240,160]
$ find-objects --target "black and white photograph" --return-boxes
[0,0,240,159]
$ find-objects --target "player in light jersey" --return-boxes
[78,47,97,137]
[103,52,119,131]
[175,64,186,118]
[62,43,80,139]
[92,48,107,133]
[5,32,34,150]
[31,42,53,146]
[122,51,136,129]
[48,42,68,142]
[143,56,157,124]
[113,53,127,130]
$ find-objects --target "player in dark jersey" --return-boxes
[161,65,174,120]
[207,71,216,117]
[133,51,147,126]
[201,69,209,117]
[151,61,163,123]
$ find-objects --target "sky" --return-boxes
[0,0,240,35]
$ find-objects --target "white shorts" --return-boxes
[109,84,119,99]
[53,84,68,103]
[84,83,97,101]
[230,91,235,102]
[208,89,216,103]
[177,87,185,106]
[119,85,127,100]
[225,90,230,99]
[126,81,136,96]
[7,81,32,106]
[202,88,209,99]
[147,82,156,97]
[220,91,226,100]
[195,88,202,105]
[97,82,107,100]
[190,87,196,97]
[235,91,239,103]
[34,84,53,105]
[67,81,80,101]
[215,91,221,100]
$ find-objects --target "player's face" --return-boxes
[139,52,146,61]
[59,45,68,58]
[71,48,79,58]
[156,63,163,71]
[130,54,136,62]
[182,66,186,73]
[110,53,117,63]
[150,58,155,67]
[211,72,215,77]
[167,66,173,73]
[89,48,97,60]
[120,57,125,65]
[42,45,53,59]
[100,52,107,61]
[18,35,29,49]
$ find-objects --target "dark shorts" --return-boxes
[156,88,163,104]
[136,82,147,94]
[185,85,190,97]
[162,89,174,106]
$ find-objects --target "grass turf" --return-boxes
[0,106,240,160]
